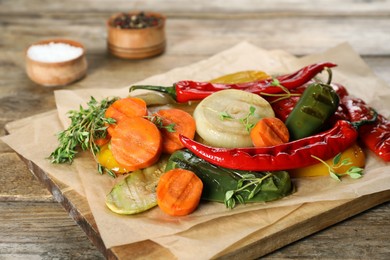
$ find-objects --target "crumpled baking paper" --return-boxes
[2,42,390,259]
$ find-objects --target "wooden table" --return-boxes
[1,1,389,259]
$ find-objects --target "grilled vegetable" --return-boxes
[157,168,203,216]
[285,82,340,140]
[289,143,366,178]
[165,149,293,208]
[209,70,270,84]
[105,156,168,215]
[250,117,290,147]
[285,69,340,140]
[179,110,377,172]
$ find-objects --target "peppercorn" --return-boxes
[113,12,161,29]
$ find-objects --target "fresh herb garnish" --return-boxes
[98,163,117,179]
[224,172,273,209]
[49,96,118,177]
[270,78,281,87]
[219,106,256,132]
[240,106,256,132]
[260,77,301,103]
[219,111,234,120]
[146,115,176,132]
[311,153,364,181]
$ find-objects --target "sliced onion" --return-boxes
[193,89,274,148]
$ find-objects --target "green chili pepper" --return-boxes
[285,68,340,140]
[165,149,293,207]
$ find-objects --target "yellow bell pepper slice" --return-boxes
[96,143,131,174]
[210,70,270,84]
[289,143,365,178]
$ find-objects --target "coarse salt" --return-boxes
[27,42,83,63]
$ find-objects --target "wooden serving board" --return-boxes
[14,148,390,259]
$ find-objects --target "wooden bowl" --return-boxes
[107,12,166,59]
[25,39,88,87]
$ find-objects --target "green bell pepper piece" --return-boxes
[285,82,340,140]
[165,149,293,207]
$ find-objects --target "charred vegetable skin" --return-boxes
[268,83,348,123]
[165,149,292,205]
[180,120,369,171]
[129,62,336,103]
[285,82,340,140]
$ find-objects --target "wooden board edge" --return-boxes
[16,153,113,259]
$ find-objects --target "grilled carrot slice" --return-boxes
[153,109,196,154]
[250,117,289,147]
[156,168,203,216]
[110,117,162,171]
[105,97,148,135]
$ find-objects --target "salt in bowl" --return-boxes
[25,39,88,87]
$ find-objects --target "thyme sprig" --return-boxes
[145,115,176,132]
[219,111,233,120]
[49,96,118,177]
[224,172,273,209]
[260,78,301,103]
[311,153,364,181]
[240,106,256,132]
[220,106,257,132]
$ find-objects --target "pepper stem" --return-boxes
[325,67,333,85]
[259,83,301,103]
[129,85,177,100]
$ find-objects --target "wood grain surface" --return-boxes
[1,0,390,259]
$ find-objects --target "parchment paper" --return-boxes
[2,42,390,259]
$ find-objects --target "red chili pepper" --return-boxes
[129,62,337,103]
[179,120,359,171]
[337,95,390,162]
[359,114,390,161]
